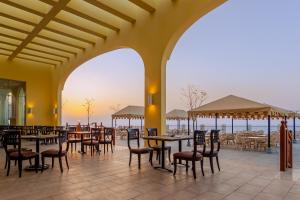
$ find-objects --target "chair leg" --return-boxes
[91,145,93,156]
[138,154,141,169]
[65,155,69,169]
[75,143,77,151]
[168,148,171,163]
[192,161,196,179]
[216,156,220,171]
[111,143,113,153]
[15,160,17,166]
[173,158,177,176]
[209,157,214,174]
[18,159,22,178]
[104,144,106,154]
[41,156,45,173]
[4,156,7,169]
[52,157,54,168]
[156,150,159,160]
[6,158,11,176]
[59,157,63,173]
[29,158,32,166]
[186,160,189,172]
[71,143,73,152]
[129,152,132,166]
[149,151,153,166]
[200,159,204,176]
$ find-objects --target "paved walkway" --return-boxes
[0,141,300,200]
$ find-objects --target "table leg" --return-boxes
[161,140,165,169]
[79,134,86,154]
[25,138,49,171]
[178,140,182,164]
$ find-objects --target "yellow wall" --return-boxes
[0,58,56,125]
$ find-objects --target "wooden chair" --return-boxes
[83,128,101,156]
[41,130,69,173]
[146,128,171,163]
[127,128,153,169]
[100,127,114,154]
[3,130,38,177]
[173,130,205,179]
[67,126,81,153]
[199,130,221,174]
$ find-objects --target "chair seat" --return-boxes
[7,148,32,153]
[198,150,218,157]
[9,151,38,159]
[173,151,202,161]
[83,140,99,145]
[99,139,112,143]
[41,149,67,156]
[130,147,152,154]
[68,138,81,142]
[151,145,171,150]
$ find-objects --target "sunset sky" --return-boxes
[62,0,300,127]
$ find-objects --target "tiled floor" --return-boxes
[0,140,300,200]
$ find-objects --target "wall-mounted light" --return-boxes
[148,93,153,105]
[53,107,58,115]
[27,107,33,114]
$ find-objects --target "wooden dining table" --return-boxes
[68,131,91,154]
[142,135,193,172]
[21,134,59,170]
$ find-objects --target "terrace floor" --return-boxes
[0,141,300,200]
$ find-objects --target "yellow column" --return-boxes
[143,54,167,136]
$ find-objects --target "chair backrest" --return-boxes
[127,128,140,149]
[104,127,114,141]
[91,128,101,141]
[146,128,158,146]
[3,130,21,155]
[210,129,220,153]
[57,130,68,154]
[193,130,206,157]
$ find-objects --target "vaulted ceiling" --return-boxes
[0,0,156,67]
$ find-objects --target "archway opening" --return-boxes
[62,48,144,130]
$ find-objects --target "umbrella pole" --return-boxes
[293,116,296,143]
[187,117,191,146]
[246,118,249,131]
[267,115,271,153]
[215,114,218,130]
[232,117,234,134]
[129,118,131,128]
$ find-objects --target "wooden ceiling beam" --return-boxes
[84,0,136,24]
[0,52,11,57]
[63,6,120,32]
[0,40,19,47]
[0,46,15,52]
[36,35,85,50]
[1,0,46,17]
[43,27,95,45]
[128,0,156,13]
[19,51,63,63]
[0,22,84,51]
[0,33,23,41]
[16,55,57,66]
[9,0,71,60]
[39,0,120,32]
[24,47,69,60]
[30,41,77,55]
[53,18,107,39]
[0,12,36,26]
[0,12,95,45]
[0,23,30,34]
